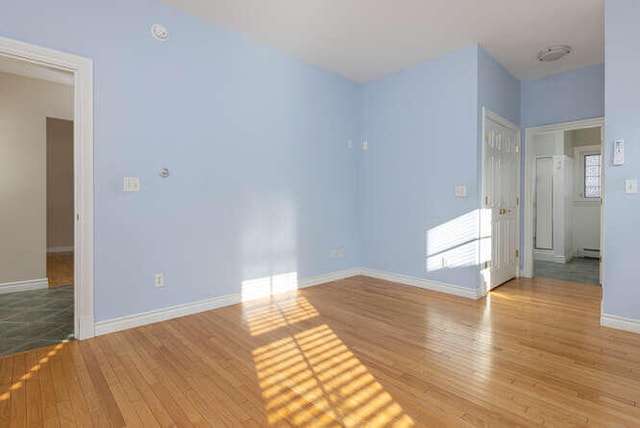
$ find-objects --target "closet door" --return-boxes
[535,157,553,250]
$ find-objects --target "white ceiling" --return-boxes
[160,0,604,83]
[0,55,73,86]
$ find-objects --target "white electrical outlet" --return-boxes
[155,273,164,287]
[362,141,368,151]
[330,249,337,259]
[347,140,353,149]
[338,247,345,258]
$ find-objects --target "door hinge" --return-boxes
[485,132,489,143]
[516,196,519,206]
[515,249,519,258]
[484,261,489,269]
[485,196,489,206]
[516,145,520,153]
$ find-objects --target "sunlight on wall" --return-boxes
[241,272,299,302]
[426,210,482,272]
[243,295,319,336]
[253,324,414,427]
[479,208,493,293]
[0,342,64,402]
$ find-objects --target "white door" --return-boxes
[482,111,520,290]
[534,157,554,250]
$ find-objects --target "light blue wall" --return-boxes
[0,0,361,321]
[520,63,605,129]
[360,45,480,289]
[1,0,616,321]
[479,47,521,126]
[603,0,640,320]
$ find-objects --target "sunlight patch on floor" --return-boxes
[0,342,65,402]
[243,295,319,336]
[253,324,414,426]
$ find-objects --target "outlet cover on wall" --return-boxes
[155,273,164,287]
[338,247,345,258]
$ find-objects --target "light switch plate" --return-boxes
[454,185,467,197]
[625,179,638,194]
[123,177,141,192]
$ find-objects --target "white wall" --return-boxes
[0,72,73,285]
[566,127,601,256]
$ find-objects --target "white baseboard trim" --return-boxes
[601,313,640,335]
[95,293,241,336]
[534,250,555,262]
[0,278,49,294]
[94,268,362,337]
[359,267,482,300]
[47,246,74,253]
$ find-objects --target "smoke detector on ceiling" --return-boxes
[151,24,169,42]
[537,45,573,62]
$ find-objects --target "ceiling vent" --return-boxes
[537,45,573,62]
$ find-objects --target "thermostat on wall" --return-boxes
[613,139,625,166]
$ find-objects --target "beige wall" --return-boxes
[0,72,73,284]
[47,118,74,250]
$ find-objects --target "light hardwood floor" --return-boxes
[46,252,74,288]
[1,275,640,426]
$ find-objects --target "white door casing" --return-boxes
[481,108,520,292]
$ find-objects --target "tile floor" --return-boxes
[0,285,74,357]
[534,257,600,285]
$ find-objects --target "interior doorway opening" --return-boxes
[523,118,605,286]
[0,36,95,348]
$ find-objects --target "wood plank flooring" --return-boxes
[1,275,640,426]
[46,253,74,288]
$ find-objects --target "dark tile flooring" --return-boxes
[534,257,600,285]
[0,285,74,357]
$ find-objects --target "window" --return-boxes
[584,154,602,198]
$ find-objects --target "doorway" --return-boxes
[0,36,95,346]
[523,118,605,285]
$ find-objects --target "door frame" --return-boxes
[480,107,521,295]
[0,37,95,339]
[523,117,605,279]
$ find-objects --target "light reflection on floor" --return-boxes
[245,294,414,427]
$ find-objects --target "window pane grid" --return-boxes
[584,154,601,198]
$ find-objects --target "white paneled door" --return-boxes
[482,109,520,291]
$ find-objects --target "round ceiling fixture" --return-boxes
[151,24,169,42]
[537,45,573,62]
